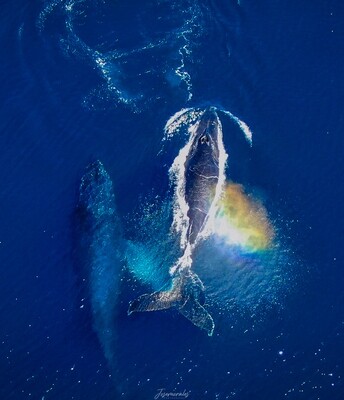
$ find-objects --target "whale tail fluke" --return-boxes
[178,296,215,337]
[128,271,215,336]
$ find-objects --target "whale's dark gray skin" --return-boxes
[76,160,123,366]
[128,109,221,336]
[185,109,220,245]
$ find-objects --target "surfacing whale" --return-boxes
[128,109,225,336]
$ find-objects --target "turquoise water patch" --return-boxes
[126,240,170,291]
[125,197,181,291]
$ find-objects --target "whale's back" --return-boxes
[184,114,220,245]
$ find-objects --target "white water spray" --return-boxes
[222,110,253,146]
[164,108,202,140]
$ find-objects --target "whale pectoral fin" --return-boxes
[178,297,215,336]
[128,291,177,315]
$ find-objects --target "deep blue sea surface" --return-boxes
[1,1,344,399]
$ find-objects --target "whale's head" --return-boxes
[189,108,220,161]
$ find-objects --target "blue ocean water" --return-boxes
[1,1,344,399]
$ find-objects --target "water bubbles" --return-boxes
[38,0,204,109]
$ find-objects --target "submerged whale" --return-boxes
[76,160,123,366]
[128,109,224,336]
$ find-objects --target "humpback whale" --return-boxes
[76,160,123,366]
[128,109,224,336]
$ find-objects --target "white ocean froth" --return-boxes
[37,0,203,109]
[163,108,202,140]
[168,122,196,250]
[201,115,228,239]
[222,110,253,146]
[36,0,65,31]
[173,2,204,102]
[175,30,193,102]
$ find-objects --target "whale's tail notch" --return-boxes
[128,271,215,336]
